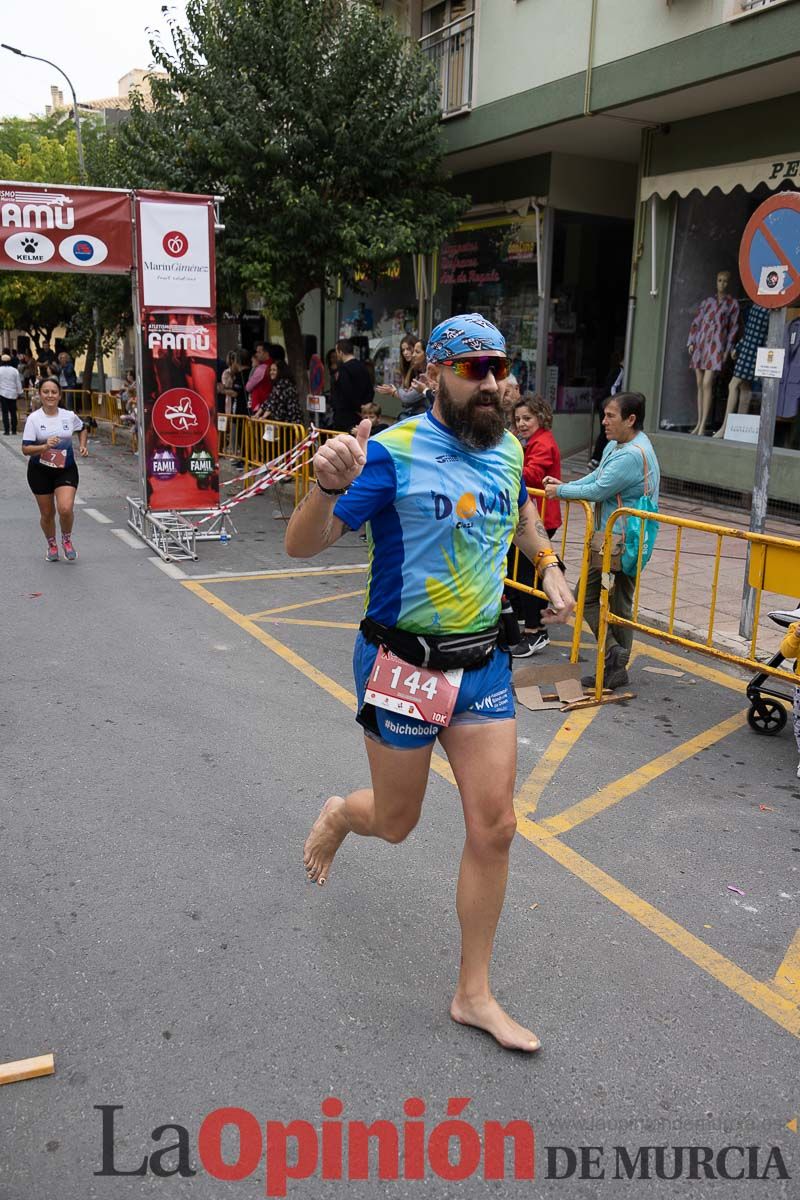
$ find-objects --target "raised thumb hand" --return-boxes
[354,418,372,456]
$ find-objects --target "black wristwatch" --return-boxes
[316,481,349,496]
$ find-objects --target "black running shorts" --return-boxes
[27,459,79,495]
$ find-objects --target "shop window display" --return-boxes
[339,257,419,393]
[660,184,800,449]
[436,217,541,393]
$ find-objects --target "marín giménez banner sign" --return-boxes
[0,182,133,274]
[136,194,215,313]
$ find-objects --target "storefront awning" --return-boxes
[641,153,800,200]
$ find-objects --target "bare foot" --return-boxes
[450,993,541,1053]
[303,795,348,886]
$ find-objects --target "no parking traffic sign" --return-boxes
[738,191,800,308]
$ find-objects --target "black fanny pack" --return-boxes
[360,616,499,672]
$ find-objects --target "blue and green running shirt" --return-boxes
[334,411,528,635]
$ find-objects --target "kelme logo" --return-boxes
[4,231,55,264]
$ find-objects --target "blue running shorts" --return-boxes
[353,633,515,749]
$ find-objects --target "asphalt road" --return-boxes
[1,432,799,1199]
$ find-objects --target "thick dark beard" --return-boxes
[437,376,506,450]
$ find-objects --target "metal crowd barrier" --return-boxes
[24,385,84,414]
[505,490,594,664]
[34,388,139,451]
[218,414,307,505]
[62,387,91,417]
[594,508,800,700]
[299,426,350,498]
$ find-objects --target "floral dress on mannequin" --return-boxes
[687,294,740,371]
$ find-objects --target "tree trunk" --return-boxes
[81,342,96,401]
[282,308,308,407]
[93,309,106,392]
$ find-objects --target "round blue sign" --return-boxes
[739,192,800,308]
[73,240,94,262]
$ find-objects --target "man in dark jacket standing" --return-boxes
[331,338,373,431]
[57,352,78,409]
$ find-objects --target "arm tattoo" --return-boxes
[534,517,548,540]
[516,513,529,535]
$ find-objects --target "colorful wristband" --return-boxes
[534,549,558,567]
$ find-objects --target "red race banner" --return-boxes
[0,182,132,274]
[141,312,219,511]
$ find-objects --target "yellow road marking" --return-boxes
[184,581,355,708]
[539,710,749,836]
[247,588,364,619]
[263,617,361,630]
[198,565,368,585]
[182,581,456,786]
[773,928,800,1003]
[514,706,600,816]
[514,812,800,1039]
[183,577,798,1040]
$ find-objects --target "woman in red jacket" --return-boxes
[509,395,562,656]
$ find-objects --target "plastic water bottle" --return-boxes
[219,529,229,547]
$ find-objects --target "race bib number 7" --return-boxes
[365,648,463,726]
[39,447,67,469]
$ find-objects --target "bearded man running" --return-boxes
[286,314,575,1052]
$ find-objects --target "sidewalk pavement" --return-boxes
[560,449,800,663]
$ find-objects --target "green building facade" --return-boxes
[319,0,800,503]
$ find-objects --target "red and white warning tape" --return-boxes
[194,428,319,526]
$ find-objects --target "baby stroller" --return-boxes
[746,603,800,735]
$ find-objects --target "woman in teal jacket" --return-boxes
[544,392,660,690]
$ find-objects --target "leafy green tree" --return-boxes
[120,0,465,390]
[0,272,75,354]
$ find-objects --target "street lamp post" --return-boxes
[1,45,86,180]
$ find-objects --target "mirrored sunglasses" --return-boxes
[441,356,511,382]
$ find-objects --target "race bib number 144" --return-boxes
[365,648,463,726]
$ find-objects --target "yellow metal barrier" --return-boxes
[62,387,91,416]
[300,426,351,498]
[504,489,594,664]
[217,412,248,461]
[219,414,307,505]
[87,390,138,452]
[595,507,800,701]
[26,388,138,449]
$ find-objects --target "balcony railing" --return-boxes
[419,10,474,118]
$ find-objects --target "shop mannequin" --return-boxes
[713,303,768,438]
[687,270,740,435]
